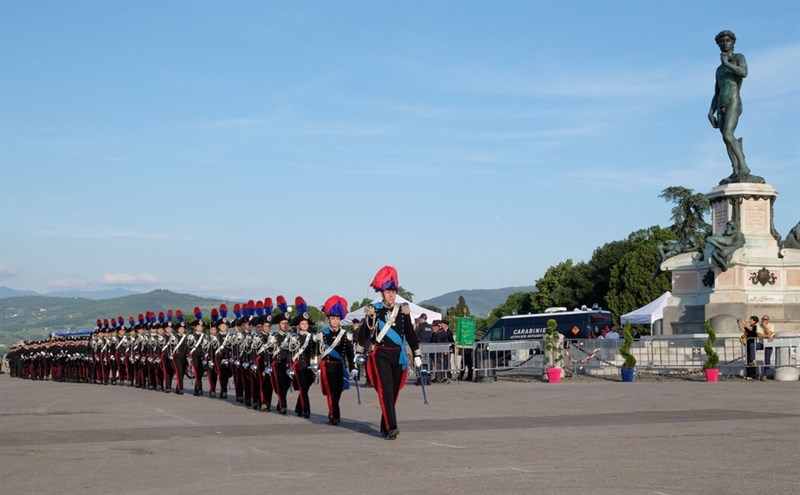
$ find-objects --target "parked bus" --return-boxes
[480,307,614,342]
[474,307,614,374]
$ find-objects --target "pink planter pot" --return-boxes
[704,368,719,382]
[546,367,562,383]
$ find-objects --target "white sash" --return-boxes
[292,333,312,362]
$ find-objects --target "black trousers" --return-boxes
[293,365,314,415]
[173,354,186,392]
[366,346,407,432]
[321,359,346,421]
[191,353,204,393]
[270,360,290,411]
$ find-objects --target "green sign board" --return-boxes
[455,317,475,346]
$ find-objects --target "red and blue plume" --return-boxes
[128,316,135,327]
[96,319,102,328]
[322,295,348,319]
[211,308,219,321]
[247,300,255,317]
[110,318,117,329]
[264,298,273,315]
[103,319,109,329]
[255,300,264,316]
[295,296,308,314]
[370,265,399,292]
[167,309,173,322]
[276,295,288,313]
[176,310,184,323]
[158,312,165,324]
[138,314,145,325]
[117,316,124,327]
[194,307,203,321]
[233,303,242,319]
[219,304,228,319]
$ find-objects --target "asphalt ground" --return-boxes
[0,373,798,495]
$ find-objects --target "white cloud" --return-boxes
[47,279,90,289]
[0,265,19,277]
[103,273,159,285]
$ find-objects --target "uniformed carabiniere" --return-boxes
[359,266,422,440]
[269,297,292,415]
[290,297,316,418]
[318,295,356,426]
[172,311,189,395]
[188,308,207,396]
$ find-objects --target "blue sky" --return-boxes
[1,1,798,308]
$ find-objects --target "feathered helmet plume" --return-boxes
[322,295,348,319]
[370,265,399,292]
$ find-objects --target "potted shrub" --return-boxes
[544,318,564,383]
[619,322,636,382]
[703,320,720,382]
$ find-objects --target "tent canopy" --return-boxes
[620,291,671,325]
[342,295,442,326]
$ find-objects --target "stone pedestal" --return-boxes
[662,183,800,335]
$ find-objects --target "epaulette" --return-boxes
[401,303,411,315]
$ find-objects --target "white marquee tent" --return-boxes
[620,291,671,327]
[342,294,442,326]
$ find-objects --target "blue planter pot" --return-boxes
[620,368,636,382]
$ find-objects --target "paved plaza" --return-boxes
[1,374,798,495]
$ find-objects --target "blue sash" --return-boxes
[375,306,408,370]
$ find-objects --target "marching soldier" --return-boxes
[269,296,292,415]
[215,307,232,400]
[231,304,246,403]
[290,297,316,418]
[204,308,220,398]
[318,295,356,426]
[188,308,206,396]
[172,311,189,395]
[239,306,254,407]
[161,312,176,393]
[359,266,422,440]
[248,310,266,410]
[253,298,275,411]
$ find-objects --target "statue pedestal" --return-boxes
[662,183,800,335]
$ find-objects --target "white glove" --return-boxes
[350,369,359,380]
[414,356,422,369]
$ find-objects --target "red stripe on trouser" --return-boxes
[270,360,283,409]
[366,354,389,431]
[320,365,334,418]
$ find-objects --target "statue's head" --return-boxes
[715,30,736,47]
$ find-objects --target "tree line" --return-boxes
[347,187,710,339]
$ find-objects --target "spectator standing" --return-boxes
[758,315,776,381]
[431,319,455,383]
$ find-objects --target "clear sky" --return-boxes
[1,1,798,308]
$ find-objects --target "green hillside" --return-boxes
[420,286,536,317]
[0,289,229,348]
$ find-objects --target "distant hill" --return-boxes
[420,286,536,317]
[0,286,39,298]
[0,286,140,300]
[0,289,229,347]
[43,288,141,299]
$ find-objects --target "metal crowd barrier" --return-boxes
[466,335,799,381]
